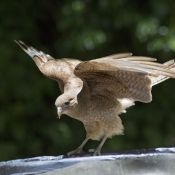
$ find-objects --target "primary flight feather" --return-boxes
[15,40,175,156]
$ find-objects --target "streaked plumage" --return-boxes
[16,40,175,156]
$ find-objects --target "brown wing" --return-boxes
[74,53,175,103]
[149,60,175,86]
[15,40,81,93]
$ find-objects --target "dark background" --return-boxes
[0,0,175,161]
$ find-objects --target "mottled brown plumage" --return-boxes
[16,40,175,156]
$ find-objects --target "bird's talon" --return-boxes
[93,150,101,156]
[67,149,85,156]
[89,149,101,156]
[88,149,95,153]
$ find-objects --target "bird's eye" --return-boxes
[64,102,70,106]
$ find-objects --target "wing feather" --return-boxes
[97,53,132,60]
[149,60,175,86]
[15,40,82,93]
[119,56,157,61]
[75,54,175,103]
[93,58,175,78]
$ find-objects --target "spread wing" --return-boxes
[150,60,175,86]
[15,40,81,93]
[74,53,175,103]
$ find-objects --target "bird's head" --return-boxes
[55,93,78,118]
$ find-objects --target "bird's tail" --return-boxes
[150,60,175,86]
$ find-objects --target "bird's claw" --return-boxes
[67,148,85,156]
[89,149,101,156]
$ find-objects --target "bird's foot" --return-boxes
[67,138,89,156]
[89,149,101,156]
[67,148,85,156]
[89,136,107,156]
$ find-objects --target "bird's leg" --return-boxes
[89,136,107,156]
[67,137,89,156]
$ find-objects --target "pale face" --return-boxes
[55,95,78,118]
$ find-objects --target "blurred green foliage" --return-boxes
[0,0,175,161]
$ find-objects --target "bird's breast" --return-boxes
[65,95,123,123]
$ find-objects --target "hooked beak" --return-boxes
[57,107,63,119]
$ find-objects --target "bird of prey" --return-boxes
[15,40,175,156]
